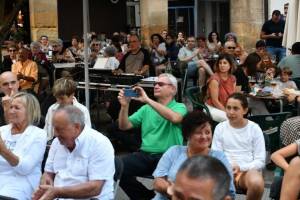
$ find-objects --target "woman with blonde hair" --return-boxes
[0,92,47,199]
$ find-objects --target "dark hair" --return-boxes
[256,40,266,48]
[111,35,122,52]
[272,10,281,16]
[292,42,300,54]
[208,31,220,43]
[214,53,236,74]
[227,93,248,109]
[178,156,231,200]
[182,111,212,140]
[241,53,261,76]
[196,36,206,42]
[281,67,293,76]
[150,33,165,43]
[71,35,80,42]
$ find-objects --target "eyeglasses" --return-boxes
[227,46,236,50]
[92,43,100,46]
[187,40,195,42]
[9,49,16,52]
[153,82,173,87]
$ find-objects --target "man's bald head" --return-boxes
[0,71,19,96]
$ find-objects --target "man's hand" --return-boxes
[278,32,283,37]
[132,86,150,103]
[17,72,24,80]
[40,173,54,186]
[118,89,131,107]
[32,185,58,200]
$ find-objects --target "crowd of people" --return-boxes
[0,7,300,200]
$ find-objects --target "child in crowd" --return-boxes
[278,67,298,90]
[212,93,265,200]
[103,46,120,70]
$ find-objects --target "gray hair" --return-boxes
[104,46,116,57]
[159,73,178,94]
[55,105,85,129]
[30,41,41,48]
[12,92,41,126]
[178,156,231,200]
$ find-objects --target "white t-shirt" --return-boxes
[104,57,120,70]
[44,98,91,140]
[212,120,266,171]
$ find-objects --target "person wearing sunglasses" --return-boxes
[2,44,18,73]
[117,73,187,199]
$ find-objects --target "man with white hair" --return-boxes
[33,105,115,200]
[117,73,187,199]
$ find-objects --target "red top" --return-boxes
[206,73,236,107]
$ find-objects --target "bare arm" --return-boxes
[153,177,173,197]
[0,134,19,166]
[208,80,225,111]
[32,180,103,200]
[271,143,298,171]
[260,31,281,40]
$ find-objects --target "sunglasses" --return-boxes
[92,43,100,46]
[227,46,236,49]
[9,49,17,52]
[153,82,173,87]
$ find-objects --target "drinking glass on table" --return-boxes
[257,73,265,87]
[271,55,277,64]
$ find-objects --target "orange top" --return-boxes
[12,59,38,90]
[206,73,236,107]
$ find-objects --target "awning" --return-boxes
[282,0,300,49]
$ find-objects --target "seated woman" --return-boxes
[234,53,270,115]
[205,53,236,122]
[271,139,300,200]
[0,92,47,199]
[207,31,222,53]
[44,78,91,140]
[234,45,248,65]
[152,110,235,200]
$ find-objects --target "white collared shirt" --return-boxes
[0,125,47,199]
[44,97,92,140]
[45,126,115,200]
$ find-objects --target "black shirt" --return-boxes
[261,19,285,47]
[234,67,250,93]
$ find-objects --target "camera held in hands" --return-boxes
[124,88,139,97]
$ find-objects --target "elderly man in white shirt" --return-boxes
[33,105,115,200]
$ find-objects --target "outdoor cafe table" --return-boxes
[246,92,285,112]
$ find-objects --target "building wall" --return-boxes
[268,0,289,18]
[57,0,127,41]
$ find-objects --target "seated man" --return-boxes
[44,78,91,140]
[51,39,75,63]
[116,34,151,76]
[2,44,18,72]
[32,105,115,200]
[178,36,213,88]
[169,156,232,200]
[278,42,300,78]
[0,71,19,126]
[11,47,38,91]
[212,93,265,200]
[117,73,187,199]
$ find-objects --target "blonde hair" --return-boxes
[12,92,41,125]
[52,78,77,97]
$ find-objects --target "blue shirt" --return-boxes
[152,145,236,200]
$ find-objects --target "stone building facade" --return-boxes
[29,0,265,50]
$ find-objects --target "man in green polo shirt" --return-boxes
[117,73,187,200]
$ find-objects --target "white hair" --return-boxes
[159,73,178,95]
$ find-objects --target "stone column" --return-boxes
[29,0,58,41]
[140,0,168,46]
[230,0,265,51]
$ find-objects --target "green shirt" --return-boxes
[129,99,187,153]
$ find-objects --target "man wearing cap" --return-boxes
[260,10,286,62]
[278,42,300,78]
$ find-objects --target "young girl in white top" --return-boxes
[212,93,265,200]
